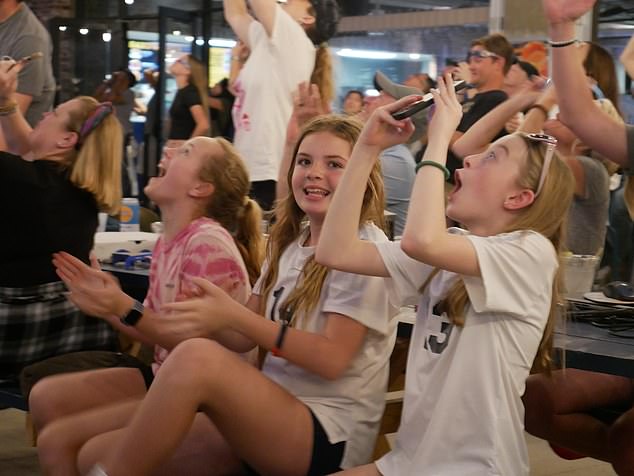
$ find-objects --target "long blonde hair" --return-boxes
[259,115,385,325]
[198,138,264,285]
[422,133,575,373]
[66,96,122,214]
[187,54,210,133]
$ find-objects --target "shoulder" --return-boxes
[468,229,556,265]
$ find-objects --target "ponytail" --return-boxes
[234,198,265,286]
[311,44,335,108]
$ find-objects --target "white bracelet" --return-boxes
[547,38,578,48]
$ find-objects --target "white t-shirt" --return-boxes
[375,229,558,476]
[232,6,315,182]
[253,223,398,468]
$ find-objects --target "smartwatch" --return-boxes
[120,299,145,327]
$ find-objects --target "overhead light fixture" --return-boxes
[102,32,112,42]
[184,35,195,42]
[125,0,134,4]
[336,48,397,60]
[409,53,421,60]
[195,37,205,46]
[172,30,181,36]
[58,25,67,32]
[208,38,237,48]
[79,28,89,35]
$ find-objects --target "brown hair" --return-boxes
[582,42,621,116]
[198,138,264,285]
[259,115,385,326]
[305,1,339,106]
[471,33,514,74]
[187,54,210,133]
[65,96,122,214]
[421,133,575,373]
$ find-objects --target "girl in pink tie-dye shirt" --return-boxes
[31,137,264,476]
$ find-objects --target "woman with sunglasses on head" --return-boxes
[166,54,210,147]
[0,59,122,381]
[223,0,340,211]
[317,75,575,475]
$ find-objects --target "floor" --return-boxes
[0,408,617,475]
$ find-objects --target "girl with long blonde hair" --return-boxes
[32,136,265,476]
[317,75,575,475]
[0,59,122,380]
[70,115,397,476]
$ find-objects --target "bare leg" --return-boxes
[37,398,142,476]
[609,407,634,476]
[98,339,315,476]
[331,463,382,475]
[523,369,634,461]
[29,367,147,432]
[78,413,242,476]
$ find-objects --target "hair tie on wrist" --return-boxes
[417,160,451,180]
[548,38,578,48]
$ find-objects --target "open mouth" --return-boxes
[304,187,330,197]
[156,166,166,178]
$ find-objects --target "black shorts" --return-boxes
[243,410,345,476]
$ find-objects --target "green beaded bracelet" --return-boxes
[417,160,450,180]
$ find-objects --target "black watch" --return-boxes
[120,300,145,327]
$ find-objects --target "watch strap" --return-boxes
[120,299,145,327]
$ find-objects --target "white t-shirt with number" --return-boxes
[232,6,315,182]
[375,229,558,476]
[254,223,398,468]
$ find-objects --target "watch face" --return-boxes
[121,301,144,326]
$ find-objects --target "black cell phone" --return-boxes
[391,80,468,121]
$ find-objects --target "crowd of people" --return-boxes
[1,0,634,474]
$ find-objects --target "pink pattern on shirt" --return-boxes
[144,217,250,374]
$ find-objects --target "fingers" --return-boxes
[89,251,101,270]
[190,277,218,295]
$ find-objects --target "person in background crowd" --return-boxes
[167,54,210,147]
[342,89,364,116]
[224,0,340,211]
[403,72,435,94]
[0,0,55,150]
[208,77,235,140]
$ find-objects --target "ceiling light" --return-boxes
[184,35,195,42]
[172,30,181,36]
[79,28,89,35]
[195,38,205,46]
[58,25,67,32]
[102,32,112,42]
[125,0,134,4]
[208,38,237,48]
[336,48,397,60]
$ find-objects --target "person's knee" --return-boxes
[29,376,65,433]
[159,339,230,391]
[523,374,556,436]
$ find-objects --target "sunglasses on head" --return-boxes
[466,49,499,62]
[523,133,557,197]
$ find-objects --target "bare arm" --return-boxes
[223,0,254,46]
[0,62,34,156]
[543,0,628,165]
[164,279,369,380]
[452,92,539,158]
[401,76,480,277]
[620,33,634,79]
[248,0,280,38]
[189,104,210,138]
[316,96,419,277]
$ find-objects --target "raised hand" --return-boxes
[355,95,418,151]
[160,277,243,340]
[0,58,21,101]
[427,74,463,142]
[542,0,596,25]
[52,251,128,319]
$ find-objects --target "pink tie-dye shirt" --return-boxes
[144,217,250,374]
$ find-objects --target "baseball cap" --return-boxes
[374,70,428,142]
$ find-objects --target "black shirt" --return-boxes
[168,83,202,140]
[0,153,98,286]
[446,89,509,178]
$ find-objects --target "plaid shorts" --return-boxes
[0,281,118,379]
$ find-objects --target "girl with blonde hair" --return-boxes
[0,59,122,380]
[32,136,264,476]
[166,54,210,145]
[76,115,396,476]
[317,76,575,475]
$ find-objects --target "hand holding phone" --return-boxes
[391,80,468,120]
